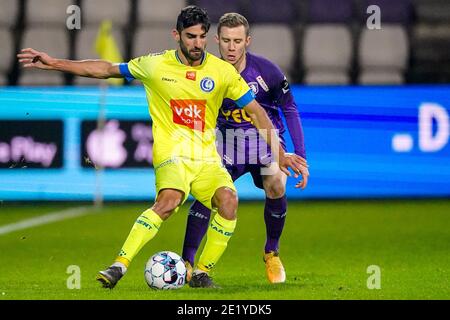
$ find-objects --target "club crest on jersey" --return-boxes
[256,76,269,92]
[200,77,215,93]
[248,82,259,95]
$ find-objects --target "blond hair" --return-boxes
[217,12,250,36]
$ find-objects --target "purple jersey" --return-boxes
[216,52,306,166]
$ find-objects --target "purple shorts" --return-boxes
[226,164,265,189]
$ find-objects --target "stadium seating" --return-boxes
[245,0,298,24]
[25,0,74,25]
[1,0,450,85]
[249,24,295,80]
[75,26,125,61]
[300,0,354,84]
[206,23,220,58]
[0,0,19,28]
[137,0,187,25]
[302,25,352,85]
[77,0,131,57]
[359,0,413,25]
[0,28,13,84]
[193,0,243,24]
[19,28,69,85]
[359,71,405,85]
[414,0,450,23]
[308,0,353,24]
[81,0,131,27]
[304,71,350,86]
[73,25,126,85]
[133,26,177,57]
[70,0,131,85]
[409,23,450,83]
[356,0,414,84]
[19,71,68,86]
[358,25,409,84]
[17,0,73,85]
[407,0,450,83]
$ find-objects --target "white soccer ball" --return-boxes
[144,251,186,290]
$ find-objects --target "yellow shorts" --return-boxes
[154,157,236,209]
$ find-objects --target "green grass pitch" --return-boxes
[0,199,449,300]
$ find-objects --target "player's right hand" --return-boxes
[17,48,55,70]
[279,153,309,190]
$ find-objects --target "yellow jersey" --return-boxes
[119,50,254,166]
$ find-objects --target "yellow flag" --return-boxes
[95,20,124,86]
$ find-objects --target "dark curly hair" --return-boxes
[176,5,210,33]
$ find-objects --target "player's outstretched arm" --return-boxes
[17,48,122,79]
[244,100,309,189]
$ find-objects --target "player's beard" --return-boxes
[179,39,204,63]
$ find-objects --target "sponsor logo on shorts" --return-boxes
[155,157,178,169]
[170,99,206,132]
[222,154,233,165]
[200,77,215,92]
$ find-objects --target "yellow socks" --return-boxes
[115,209,163,267]
[197,213,236,272]
[113,208,235,275]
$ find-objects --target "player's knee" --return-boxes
[225,189,238,207]
[152,193,183,220]
[265,182,286,199]
[213,188,238,220]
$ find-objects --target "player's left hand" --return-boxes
[279,153,309,189]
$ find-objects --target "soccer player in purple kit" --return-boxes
[182,13,309,284]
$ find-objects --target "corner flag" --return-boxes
[95,20,124,86]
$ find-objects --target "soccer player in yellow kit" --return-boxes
[17,6,308,288]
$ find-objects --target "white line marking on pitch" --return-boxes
[0,207,93,236]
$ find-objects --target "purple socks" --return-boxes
[182,195,288,265]
[182,200,211,266]
[264,196,287,253]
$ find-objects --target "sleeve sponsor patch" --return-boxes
[281,77,290,94]
[256,76,270,92]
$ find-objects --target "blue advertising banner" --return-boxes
[0,86,449,200]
